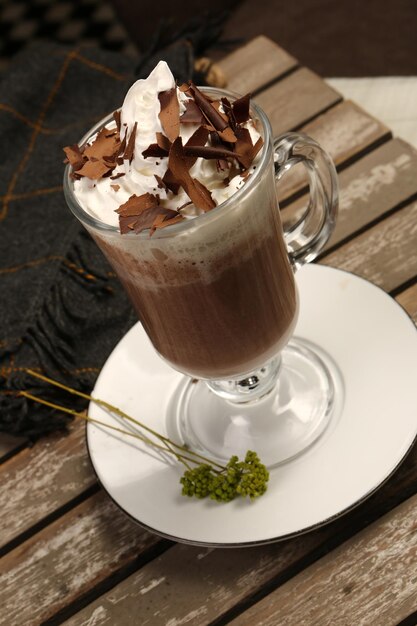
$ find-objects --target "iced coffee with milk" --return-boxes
[64,62,298,380]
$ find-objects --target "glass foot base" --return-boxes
[166,339,344,468]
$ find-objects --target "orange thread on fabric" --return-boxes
[0,185,63,204]
[0,366,42,377]
[0,255,97,282]
[0,103,51,134]
[73,52,128,81]
[0,103,105,136]
[1,49,77,223]
[0,338,22,348]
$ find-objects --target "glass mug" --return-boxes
[64,88,338,467]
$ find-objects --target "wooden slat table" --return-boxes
[1,36,417,626]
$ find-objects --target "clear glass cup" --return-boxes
[64,88,339,467]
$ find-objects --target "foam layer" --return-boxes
[89,156,276,289]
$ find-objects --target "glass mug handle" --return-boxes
[274,132,338,269]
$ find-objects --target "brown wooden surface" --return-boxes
[323,200,417,292]
[0,420,96,552]
[1,35,416,626]
[228,495,417,626]
[0,492,162,625]
[255,67,342,136]
[284,138,417,251]
[217,35,298,94]
[0,432,25,462]
[277,99,391,202]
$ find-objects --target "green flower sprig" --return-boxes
[21,370,269,503]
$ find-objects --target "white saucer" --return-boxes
[86,264,417,546]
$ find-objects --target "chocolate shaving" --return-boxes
[156,132,172,152]
[63,144,85,171]
[118,214,138,234]
[76,159,110,180]
[218,125,237,143]
[129,206,164,234]
[189,84,237,143]
[116,192,171,235]
[142,144,168,159]
[180,99,205,124]
[110,172,126,180]
[158,88,180,143]
[234,127,264,170]
[177,200,193,211]
[154,174,168,190]
[116,192,158,217]
[123,205,181,236]
[168,137,216,212]
[184,145,239,161]
[234,127,254,170]
[123,122,137,163]
[220,97,237,131]
[65,120,128,180]
[183,126,210,169]
[110,184,120,192]
[212,100,229,123]
[143,131,173,159]
[150,211,184,235]
[251,137,264,162]
[118,206,158,234]
[162,168,181,195]
[113,109,121,132]
[83,127,120,162]
[210,131,229,172]
[232,94,251,124]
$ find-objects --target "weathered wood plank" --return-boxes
[0,433,26,462]
[396,282,417,323]
[322,199,417,293]
[229,494,417,626]
[0,491,162,626]
[277,99,391,202]
[328,138,417,249]
[0,420,95,550]
[302,99,390,164]
[217,35,297,95]
[62,435,417,626]
[255,67,342,137]
[284,138,417,249]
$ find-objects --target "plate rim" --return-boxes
[85,428,417,547]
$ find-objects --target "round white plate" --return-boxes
[87,264,417,546]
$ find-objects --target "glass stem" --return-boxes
[206,355,282,404]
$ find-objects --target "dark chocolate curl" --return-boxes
[116,192,159,216]
[232,94,251,124]
[189,83,237,143]
[113,109,121,132]
[123,122,137,163]
[180,99,205,124]
[158,88,180,142]
[142,144,168,158]
[63,145,85,171]
[183,145,239,161]
[169,137,216,212]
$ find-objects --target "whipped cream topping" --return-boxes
[73,61,261,228]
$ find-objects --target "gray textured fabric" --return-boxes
[0,43,136,437]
